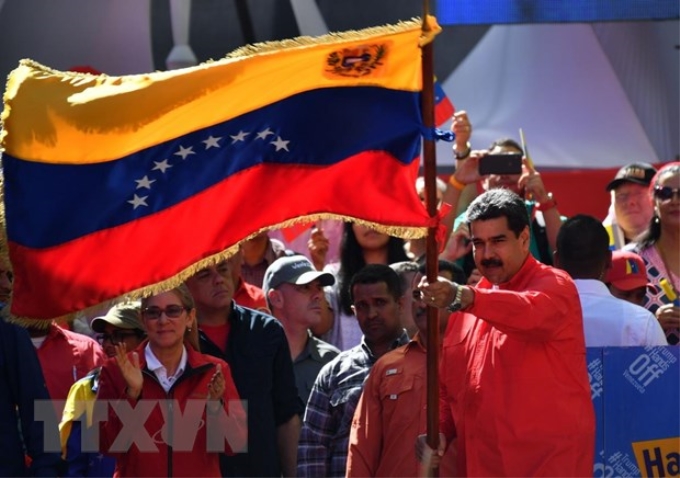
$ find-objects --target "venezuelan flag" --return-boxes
[1,18,442,322]
[434,79,454,126]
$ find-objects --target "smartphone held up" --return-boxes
[478,153,523,176]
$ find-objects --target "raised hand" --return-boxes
[441,222,473,262]
[308,225,329,271]
[451,110,471,149]
[451,149,484,187]
[518,158,549,203]
[207,363,226,401]
[114,343,143,400]
[655,304,680,333]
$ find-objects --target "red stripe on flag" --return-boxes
[9,151,428,319]
[434,80,455,126]
[434,94,454,126]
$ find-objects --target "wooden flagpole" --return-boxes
[420,0,441,471]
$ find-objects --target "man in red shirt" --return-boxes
[347,268,457,477]
[420,188,595,477]
[27,322,106,417]
[228,248,269,312]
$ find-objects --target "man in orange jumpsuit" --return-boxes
[420,188,595,477]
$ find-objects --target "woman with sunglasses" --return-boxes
[92,302,147,358]
[628,162,680,345]
[97,285,246,477]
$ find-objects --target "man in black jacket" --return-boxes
[0,314,62,476]
[186,259,302,477]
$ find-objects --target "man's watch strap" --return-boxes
[446,284,464,312]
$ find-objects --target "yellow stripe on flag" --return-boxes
[2,17,440,164]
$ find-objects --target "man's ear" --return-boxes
[267,289,283,309]
[520,225,531,250]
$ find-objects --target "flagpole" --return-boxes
[420,0,441,468]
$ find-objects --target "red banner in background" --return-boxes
[540,167,622,219]
[540,163,668,219]
[455,162,669,221]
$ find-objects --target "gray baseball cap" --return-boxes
[263,256,335,295]
[91,301,143,333]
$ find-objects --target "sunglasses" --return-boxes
[653,186,680,202]
[141,304,187,320]
[97,331,140,345]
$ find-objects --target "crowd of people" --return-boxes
[0,110,678,477]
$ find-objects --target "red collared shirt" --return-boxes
[348,333,457,477]
[233,278,268,311]
[36,324,106,415]
[440,255,595,477]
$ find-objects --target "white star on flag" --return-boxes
[203,135,222,149]
[135,175,156,190]
[152,159,173,173]
[256,128,274,140]
[230,130,250,143]
[128,194,148,209]
[271,136,290,152]
[174,145,195,160]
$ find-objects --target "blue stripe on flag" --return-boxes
[4,86,422,248]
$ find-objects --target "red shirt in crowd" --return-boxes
[440,256,595,477]
[347,333,457,477]
[233,278,268,312]
[35,323,106,415]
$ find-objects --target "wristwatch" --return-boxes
[453,142,471,160]
[446,285,464,312]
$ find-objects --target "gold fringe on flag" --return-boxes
[225,16,440,59]
[2,213,428,328]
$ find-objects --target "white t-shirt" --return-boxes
[574,279,667,347]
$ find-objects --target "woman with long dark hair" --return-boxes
[629,162,680,344]
[324,223,409,350]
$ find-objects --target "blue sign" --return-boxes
[587,346,680,477]
[437,0,679,25]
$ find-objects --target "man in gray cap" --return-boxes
[263,255,339,405]
[604,162,657,249]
